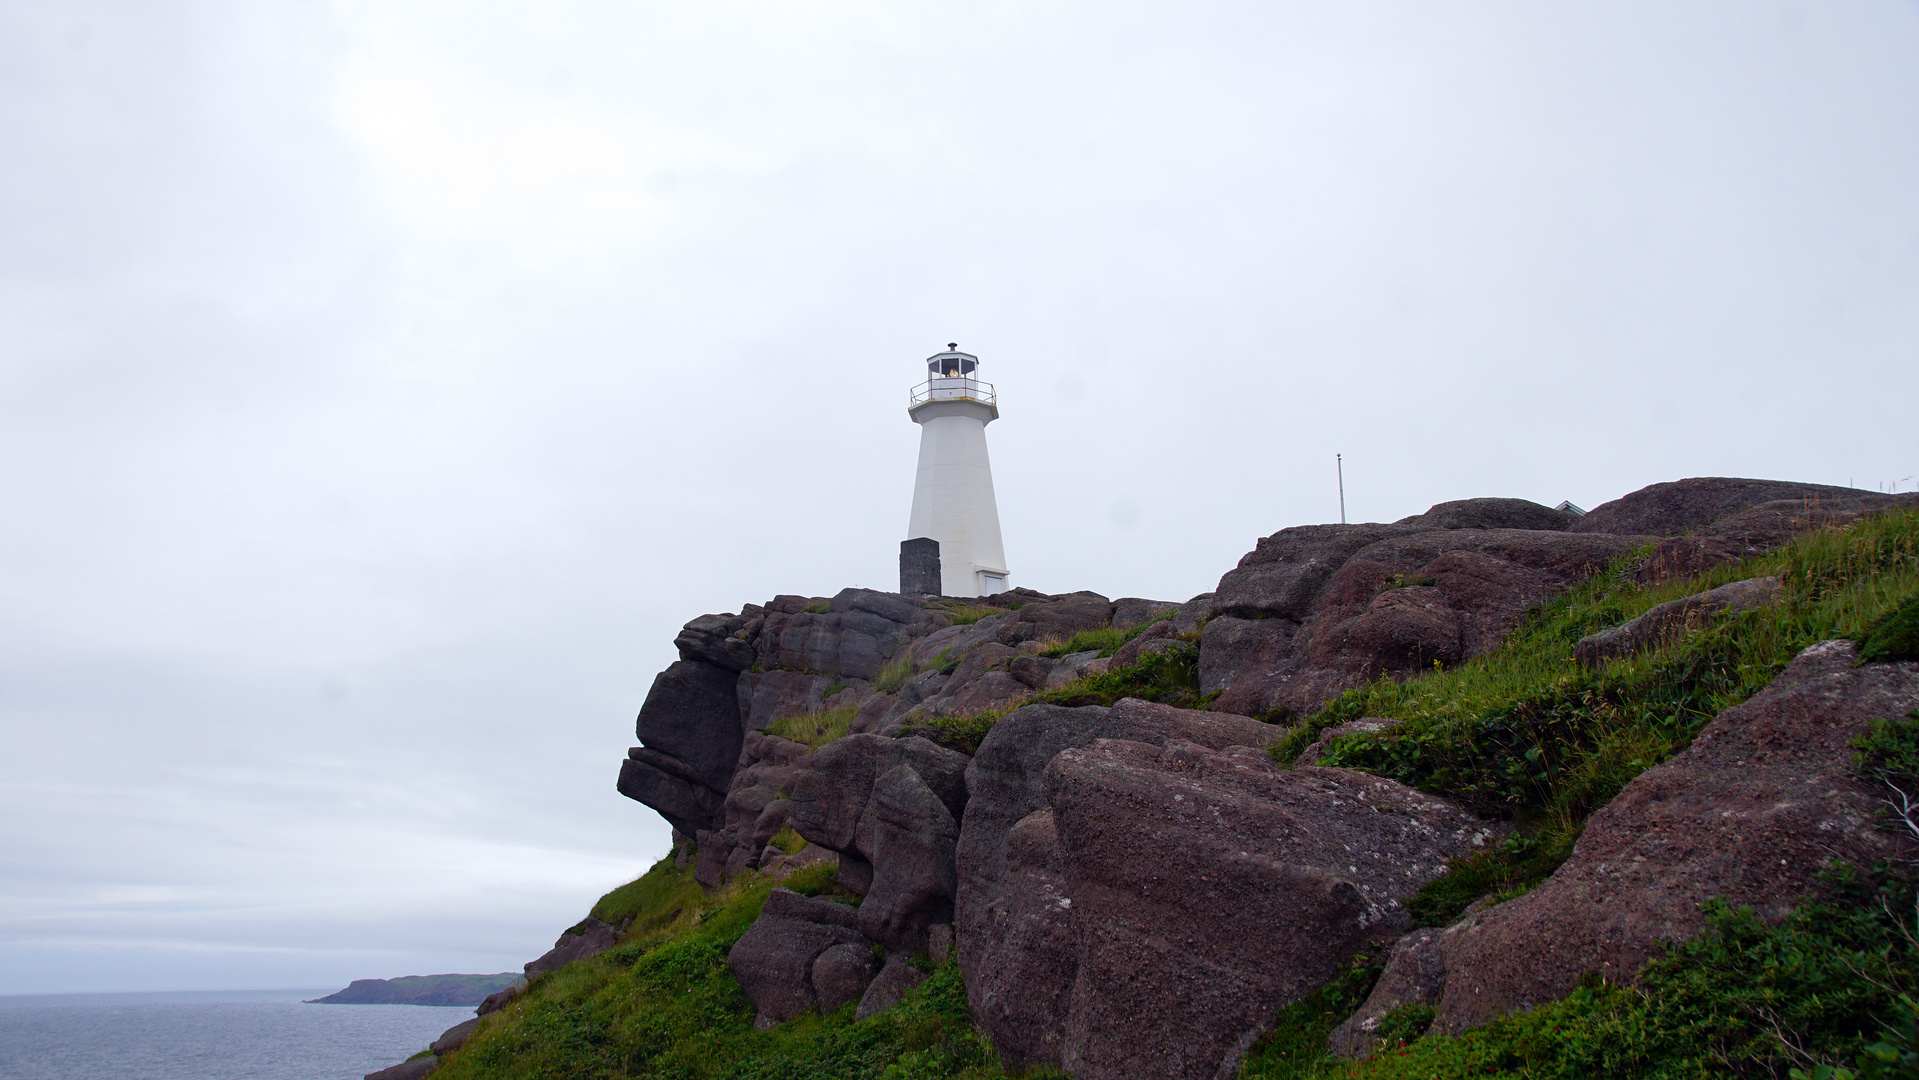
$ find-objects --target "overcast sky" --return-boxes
[2,0,1915,995]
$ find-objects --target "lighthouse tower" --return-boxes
[900,345,1010,597]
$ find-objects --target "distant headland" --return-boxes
[306,973,522,1007]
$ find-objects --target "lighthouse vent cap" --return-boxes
[925,346,978,377]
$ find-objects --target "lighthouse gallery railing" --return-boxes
[909,377,997,408]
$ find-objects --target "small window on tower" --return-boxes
[979,573,1006,595]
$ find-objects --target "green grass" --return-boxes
[1246,698,1919,1079]
[1037,611,1175,659]
[1299,511,1919,849]
[905,642,1210,755]
[938,604,999,626]
[874,654,916,693]
[1274,862,1919,1080]
[429,510,1919,1080]
[764,706,857,749]
[431,860,1015,1080]
[1860,594,1919,664]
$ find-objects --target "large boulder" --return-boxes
[956,700,1287,1074]
[786,734,969,857]
[1042,738,1497,1080]
[855,953,929,1020]
[617,749,726,837]
[727,889,867,1025]
[525,917,620,977]
[1574,576,1783,667]
[1412,640,1919,1035]
[965,808,1079,1067]
[1208,529,1647,718]
[811,942,880,1013]
[674,613,755,671]
[1199,616,1299,715]
[1569,476,1862,537]
[854,765,962,952]
[632,659,743,793]
[1112,597,1178,630]
[1397,497,1579,532]
[1213,524,1411,621]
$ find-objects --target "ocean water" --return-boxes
[0,989,472,1080]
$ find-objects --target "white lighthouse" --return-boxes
[901,345,1010,597]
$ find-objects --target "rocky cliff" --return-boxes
[595,476,1919,1080]
[366,476,1919,1080]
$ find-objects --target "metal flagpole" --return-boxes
[1337,454,1346,524]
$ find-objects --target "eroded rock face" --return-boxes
[1205,528,1647,718]
[634,660,744,794]
[956,700,1289,1075]
[1423,640,1919,1035]
[856,765,961,952]
[675,613,755,671]
[787,735,968,856]
[855,954,928,1021]
[1327,928,1445,1058]
[1044,739,1497,1080]
[727,890,865,1025]
[1213,524,1411,621]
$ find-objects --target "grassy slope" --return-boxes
[438,511,1919,1080]
[433,859,1023,1080]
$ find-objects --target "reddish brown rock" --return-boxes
[524,917,619,977]
[856,765,961,952]
[811,942,879,1013]
[1327,928,1445,1058]
[1043,739,1497,1080]
[1426,640,1919,1035]
[1635,493,1919,584]
[957,701,1287,1072]
[727,889,865,1025]
[1569,476,1863,537]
